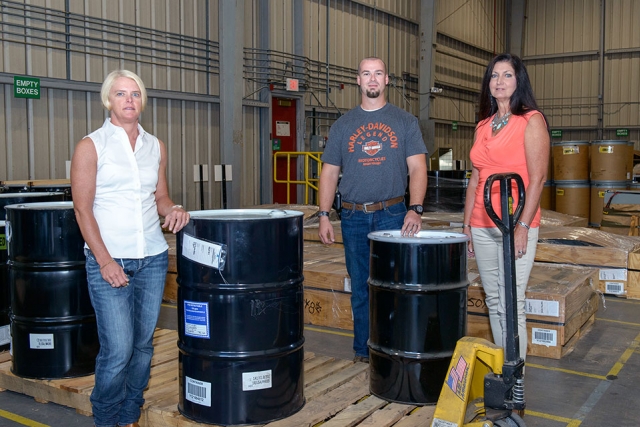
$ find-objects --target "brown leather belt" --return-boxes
[341,196,404,213]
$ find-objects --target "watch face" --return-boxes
[412,205,423,214]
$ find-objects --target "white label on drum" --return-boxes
[0,324,9,346]
[184,301,210,339]
[185,376,212,407]
[29,333,54,349]
[242,369,272,391]
[532,328,557,346]
[525,299,559,317]
[182,233,226,270]
[344,277,351,292]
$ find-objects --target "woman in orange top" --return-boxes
[462,54,550,359]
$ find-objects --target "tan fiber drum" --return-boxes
[590,140,630,181]
[589,180,629,227]
[540,181,554,210]
[553,141,589,181]
[554,180,590,219]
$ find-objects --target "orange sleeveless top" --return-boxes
[469,110,544,228]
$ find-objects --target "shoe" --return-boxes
[353,355,369,364]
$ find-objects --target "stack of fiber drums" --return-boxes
[552,140,634,227]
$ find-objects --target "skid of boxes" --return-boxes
[300,208,640,360]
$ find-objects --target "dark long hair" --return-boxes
[478,53,541,122]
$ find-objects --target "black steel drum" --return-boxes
[6,201,99,378]
[368,230,469,405]
[424,170,471,213]
[0,221,8,351]
[177,209,305,425]
[29,181,73,201]
[0,180,71,200]
[0,192,66,220]
[0,192,66,353]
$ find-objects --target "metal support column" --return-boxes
[219,0,245,208]
[419,0,437,156]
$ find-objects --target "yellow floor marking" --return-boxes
[527,363,607,380]
[599,317,640,328]
[607,331,640,377]
[0,410,50,427]
[525,409,576,424]
[305,326,354,338]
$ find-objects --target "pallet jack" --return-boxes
[431,173,527,427]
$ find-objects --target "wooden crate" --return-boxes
[467,262,598,324]
[535,226,640,298]
[0,329,438,427]
[304,287,353,330]
[466,292,598,359]
[164,233,178,303]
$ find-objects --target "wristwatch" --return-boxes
[409,204,424,215]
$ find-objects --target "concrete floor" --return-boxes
[0,296,639,426]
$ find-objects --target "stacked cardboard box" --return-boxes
[467,261,599,359]
[535,226,640,298]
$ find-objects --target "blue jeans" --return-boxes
[340,201,407,357]
[85,248,168,427]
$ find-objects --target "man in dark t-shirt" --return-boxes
[318,57,428,363]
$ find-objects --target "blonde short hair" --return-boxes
[100,70,147,111]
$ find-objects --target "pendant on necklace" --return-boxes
[491,112,512,132]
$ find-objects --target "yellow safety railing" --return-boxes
[273,151,323,204]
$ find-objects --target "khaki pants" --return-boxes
[470,226,538,360]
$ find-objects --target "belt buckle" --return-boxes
[362,202,374,213]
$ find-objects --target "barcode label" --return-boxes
[532,328,557,346]
[185,376,211,407]
[605,282,625,295]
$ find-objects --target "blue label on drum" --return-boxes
[184,301,210,339]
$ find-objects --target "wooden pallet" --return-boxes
[0,329,436,426]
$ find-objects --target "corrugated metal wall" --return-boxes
[4,0,638,208]
[523,0,640,145]
[0,0,225,209]
[430,0,506,167]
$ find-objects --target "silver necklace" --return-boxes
[491,112,512,132]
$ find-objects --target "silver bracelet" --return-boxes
[517,220,530,230]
